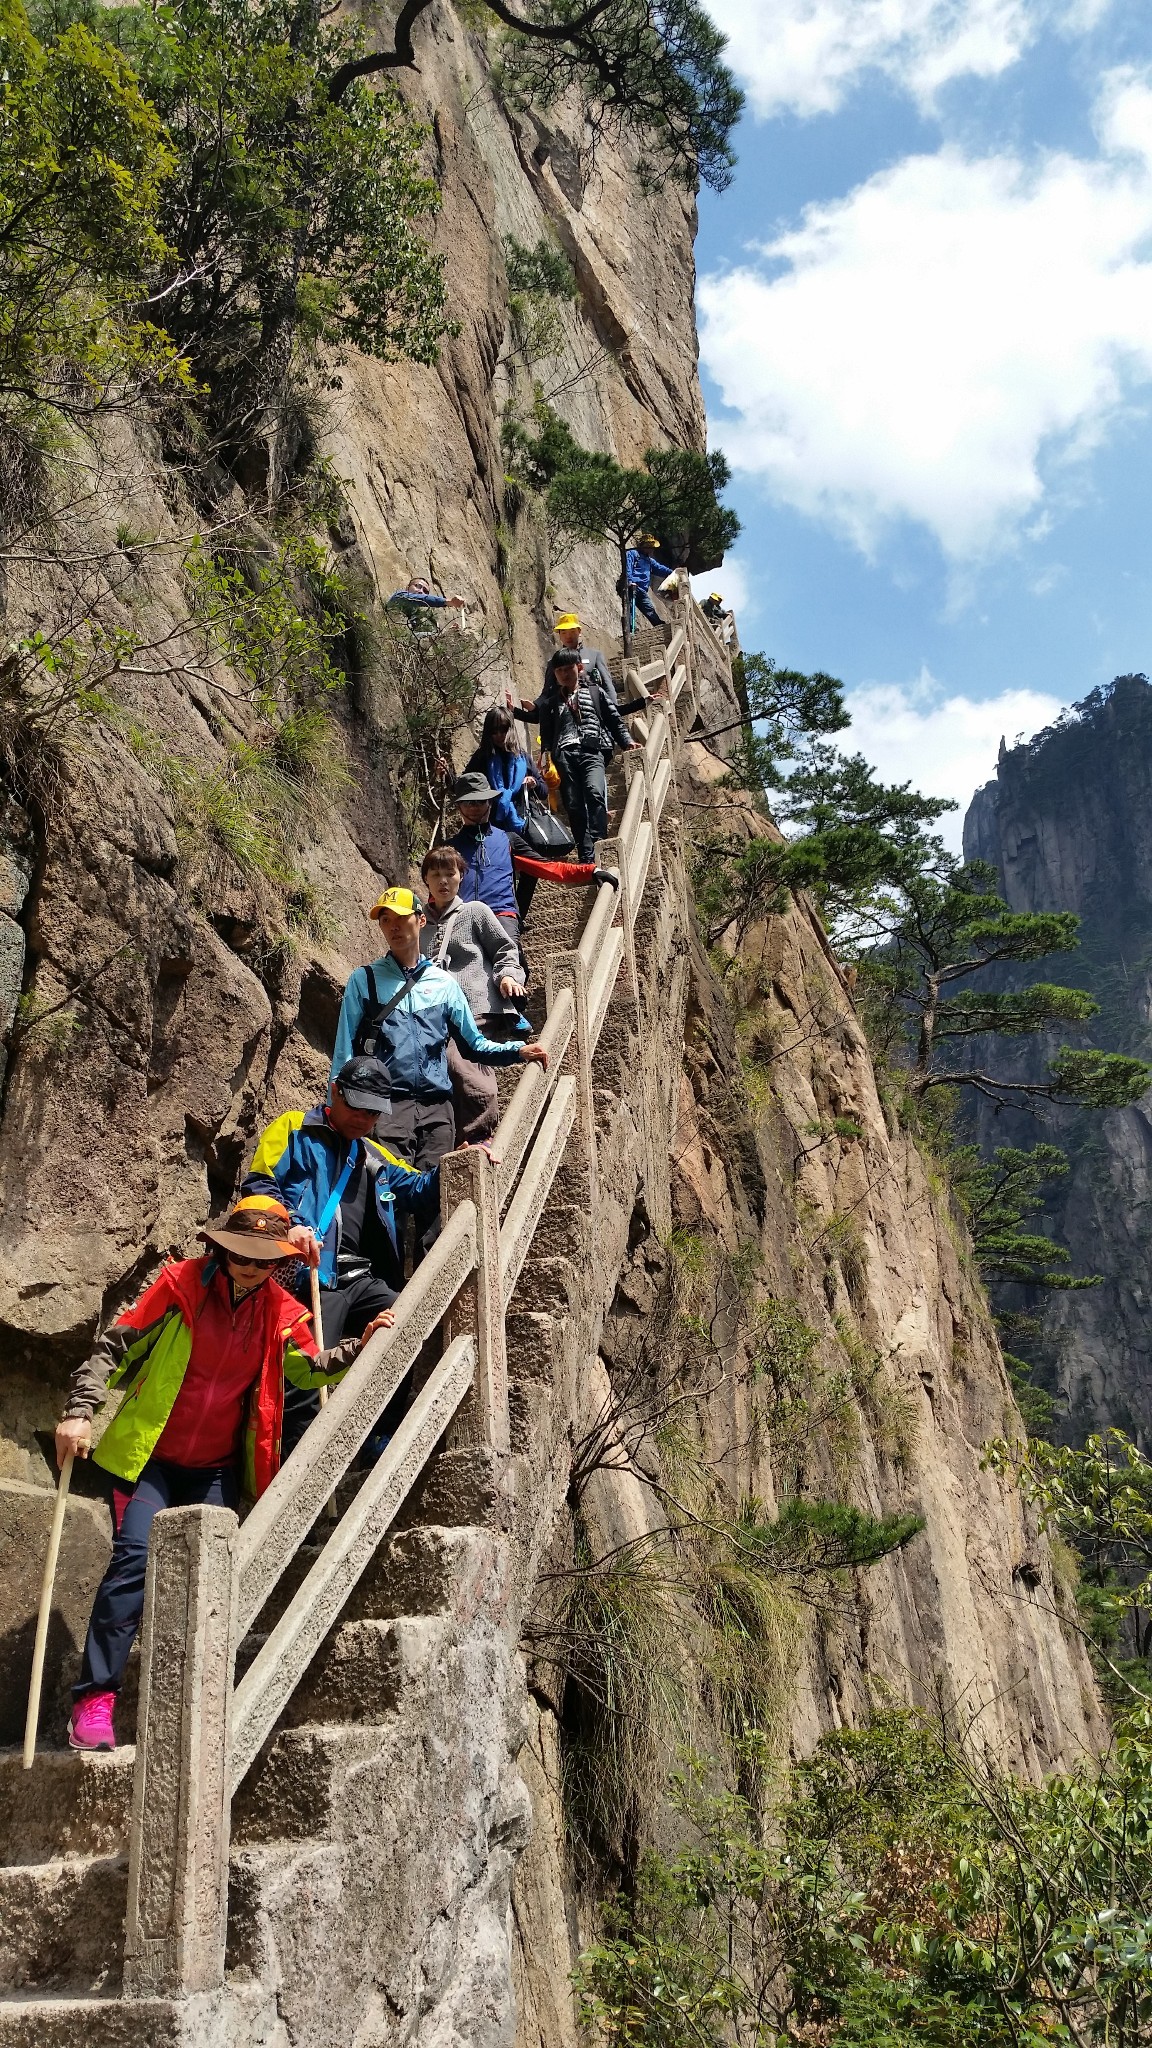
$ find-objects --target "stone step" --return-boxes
[0,1998,177,2048]
[0,1751,133,1867]
[0,1856,127,1995]
[0,1986,279,2048]
[281,1618,409,1727]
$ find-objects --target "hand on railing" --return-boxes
[358,1311,396,1345]
[519,1044,549,1071]
[593,868,620,891]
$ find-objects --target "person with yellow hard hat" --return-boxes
[330,884,549,1174]
[545,613,618,704]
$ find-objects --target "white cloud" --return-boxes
[691,557,755,617]
[843,672,1067,846]
[708,0,1042,121]
[698,71,1152,558]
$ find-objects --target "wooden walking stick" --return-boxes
[23,1453,74,1768]
[309,1266,338,1524]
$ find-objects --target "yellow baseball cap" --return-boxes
[369,886,424,921]
[555,612,580,632]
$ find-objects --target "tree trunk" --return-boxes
[915,974,938,1091]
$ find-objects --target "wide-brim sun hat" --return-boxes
[453,772,500,804]
[369,885,425,921]
[201,1195,298,1262]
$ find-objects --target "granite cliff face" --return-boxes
[963,675,1152,1446]
[0,8,1107,2042]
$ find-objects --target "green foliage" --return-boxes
[183,533,349,714]
[42,0,450,448]
[987,1428,1152,1704]
[505,396,738,642]
[504,233,576,300]
[0,0,181,428]
[952,1143,1100,1290]
[576,1708,1152,2047]
[503,234,578,366]
[694,745,954,955]
[492,0,744,194]
[857,859,1152,1111]
[376,616,504,851]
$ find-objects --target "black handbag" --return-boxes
[522,791,575,857]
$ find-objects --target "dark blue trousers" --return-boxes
[76,1458,239,1698]
[633,589,662,626]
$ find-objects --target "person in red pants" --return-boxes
[54,1195,392,1751]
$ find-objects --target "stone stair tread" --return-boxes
[0,1853,127,1995]
[0,1993,185,2048]
[0,1750,133,1866]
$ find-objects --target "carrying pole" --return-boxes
[309,1267,338,1523]
[23,1453,74,1768]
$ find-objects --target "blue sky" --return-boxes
[691,0,1152,846]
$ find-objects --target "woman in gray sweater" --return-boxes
[419,846,529,1140]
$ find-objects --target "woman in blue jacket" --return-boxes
[457,707,548,833]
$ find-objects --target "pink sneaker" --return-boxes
[68,1691,116,1751]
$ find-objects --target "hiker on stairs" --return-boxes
[520,649,637,863]
[242,1056,439,1454]
[331,884,548,1175]
[625,534,674,627]
[449,771,618,929]
[545,612,621,704]
[55,1196,390,1752]
[522,613,649,740]
[436,706,549,835]
[420,846,530,1143]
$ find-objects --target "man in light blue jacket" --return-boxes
[332,885,549,1170]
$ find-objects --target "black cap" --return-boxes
[333,1056,392,1111]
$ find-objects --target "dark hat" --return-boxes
[201,1196,297,1262]
[454,771,499,804]
[333,1056,393,1111]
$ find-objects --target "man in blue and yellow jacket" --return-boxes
[242,1055,436,1450]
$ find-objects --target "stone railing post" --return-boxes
[545,949,599,1217]
[595,832,638,1010]
[123,1505,238,1998]
[440,1148,507,1453]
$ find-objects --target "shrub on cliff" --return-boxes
[0,0,182,445]
[31,0,451,465]
[577,1709,1152,2047]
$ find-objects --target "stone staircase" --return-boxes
[0,599,724,2047]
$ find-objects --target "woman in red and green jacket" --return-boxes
[54,1195,391,1752]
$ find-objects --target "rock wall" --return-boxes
[963,675,1152,1445]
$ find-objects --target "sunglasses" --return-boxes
[225,1250,273,1271]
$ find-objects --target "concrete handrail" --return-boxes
[500,1074,580,1296]
[493,986,574,1211]
[230,1333,477,1788]
[235,1201,480,1635]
